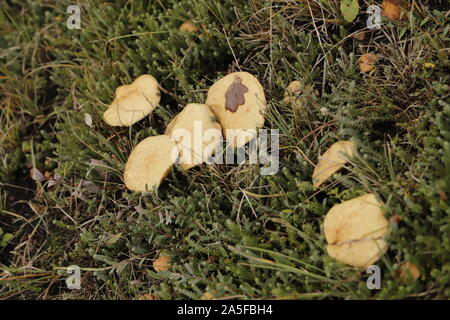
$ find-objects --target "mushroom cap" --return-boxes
[124,135,178,192]
[324,193,389,268]
[153,255,171,272]
[312,140,356,188]
[206,72,267,148]
[165,103,222,170]
[283,80,304,104]
[104,74,161,126]
[178,21,198,33]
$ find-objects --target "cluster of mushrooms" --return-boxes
[101,73,391,271]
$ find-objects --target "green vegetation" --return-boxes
[0,0,449,299]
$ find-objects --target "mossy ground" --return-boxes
[0,0,449,299]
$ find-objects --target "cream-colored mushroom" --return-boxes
[283,80,304,104]
[206,72,267,148]
[165,103,222,170]
[178,21,198,33]
[104,74,161,126]
[153,255,171,272]
[312,141,356,188]
[124,135,178,192]
[324,193,389,268]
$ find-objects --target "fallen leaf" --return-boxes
[225,76,249,112]
[106,233,122,246]
[352,31,366,41]
[201,292,215,300]
[30,168,46,182]
[359,53,377,73]
[382,0,408,21]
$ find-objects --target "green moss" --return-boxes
[1,0,449,299]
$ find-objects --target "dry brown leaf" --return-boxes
[382,0,408,21]
[153,255,170,272]
[124,135,178,192]
[312,141,356,188]
[201,292,215,300]
[324,193,389,268]
[352,31,366,41]
[398,262,421,281]
[206,72,267,148]
[359,53,377,73]
[103,74,161,126]
[165,103,222,170]
[30,168,46,182]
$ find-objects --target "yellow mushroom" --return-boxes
[103,74,161,126]
[206,72,267,148]
[124,135,178,192]
[359,54,377,74]
[382,0,408,21]
[165,103,222,170]
[283,80,304,105]
[178,21,198,33]
[324,193,389,268]
[153,255,171,272]
[312,141,356,188]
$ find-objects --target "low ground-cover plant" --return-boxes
[0,0,449,299]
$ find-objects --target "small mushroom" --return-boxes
[103,74,161,126]
[124,135,179,192]
[153,255,170,272]
[165,103,222,170]
[206,72,267,148]
[324,193,389,268]
[283,80,304,107]
[178,21,198,33]
[201,292,215,300]
[382,0,408,21]
[137,293,159,300]
[359,53,377,73]
[312,140,356,188]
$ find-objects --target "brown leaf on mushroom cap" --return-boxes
[124,135,178,192]
[225,76,249,112]
[324,194,389,268]
[382,0,408,21]
[153,255,170,272]
[206,72,267,148]
[178,21,198,33]
[103,74,161,126]
[398,262,421,281]
[359,53,377,73]
[312,141,356,188]
[165,103,222,170]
